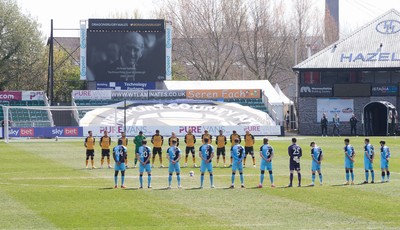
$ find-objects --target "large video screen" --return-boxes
[86,19,165,82]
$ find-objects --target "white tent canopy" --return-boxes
[274,83,293,105]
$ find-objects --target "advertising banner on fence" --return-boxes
[4,126,280,139]
[8,127,83,138]
[72,90,112,100]
[83,125,281,137]
[111,90,148,99]
[22,91,45,101]
[148,90,186,100]
[186,89,261,99]
[317,98,354,122]
[0,91,22,101]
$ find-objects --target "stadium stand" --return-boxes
[0,91,53,127]
[224,98,268,113]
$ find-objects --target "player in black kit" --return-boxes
[288,138,302,187]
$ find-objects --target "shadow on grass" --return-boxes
[98,187,139,190]
[98,187,115,190]
[185,187,204,190]
[247,186,261,190]
[331,183,350,187]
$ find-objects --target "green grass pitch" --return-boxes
[0,136,399,229]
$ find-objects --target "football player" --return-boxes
[258,138,275,188]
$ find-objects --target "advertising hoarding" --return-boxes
[334,84,371,97]
[317,98,354,122]
[165,21,172,80]
[88,19,164,30]
[8,127,83,138]
[0,91,22,101]
[299,84,333,97]
[186,89,261,99]
[21,91,45,101]
[84,125,281,137]
[80,20,87,80]
[371,84,398,96]
[148,90,186,100]
[72,90,112,100]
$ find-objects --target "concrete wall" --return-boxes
[299,96,397,136]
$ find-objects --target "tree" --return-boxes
[52,48,84,103]
[292,0,324,63]
[171,62,189,80]
[235,0,292,82]
[0,0,46,91]
[165,0,241,80]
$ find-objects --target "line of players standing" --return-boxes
[84,130,391,189]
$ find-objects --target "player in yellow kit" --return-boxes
[201,130,212,144]
[243,130,256,167]
[118,132,129,168]
[84,130,96,169]
[168,132,179,147]
[184,128,197,167]
[151,130,164,168]
[100,130,112,168]
[215,130,227,167]
[229,130,241,167]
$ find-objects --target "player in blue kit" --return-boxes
[344,138,355,185]
[199,138,215,188]
[166,140,182,189]
[310,141,323,186]
[113,139,127,188]
[136,140,152,189]
[363,138,375,184]
[230,138,245,188]
[288,138,302,187]
[258,138,275,188]
[379,140,391,183]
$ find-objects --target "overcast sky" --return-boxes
[15,0,400,38]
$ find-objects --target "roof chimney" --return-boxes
[325,0,339,44]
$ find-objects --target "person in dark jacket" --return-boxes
[320,113,328,137]
[349,114,358,136]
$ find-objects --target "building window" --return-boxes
[301,71,320,84]
[391,71,400,83]
[321,71,337,84]
[375,71,391,83]
[359,71,374,83]
[337,72,350,83]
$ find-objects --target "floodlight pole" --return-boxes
[49,19,54,106]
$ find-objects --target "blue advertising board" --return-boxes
[8,127,83,138]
